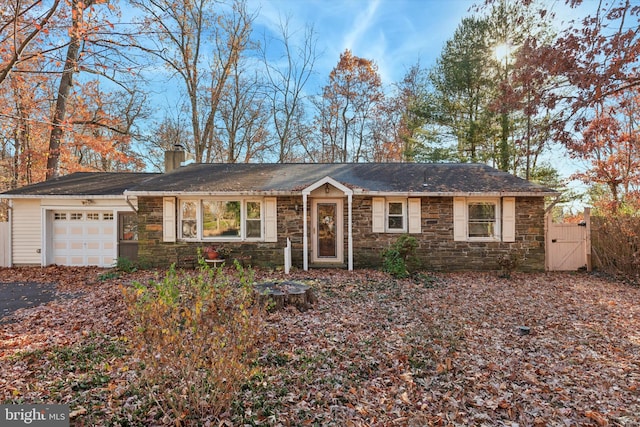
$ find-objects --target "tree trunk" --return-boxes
[254,281,316,311]
[46,3,83,180]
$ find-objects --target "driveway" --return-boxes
[0,281,59,321]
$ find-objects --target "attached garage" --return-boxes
[0,172,157,267]
[49,210,116,267]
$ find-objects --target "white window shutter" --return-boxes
[372,197,385,232]
[502,197,516,242]
[163,197,176,242]
[408,198,422,234]
[264,197,278,242]
[453,197,467,241]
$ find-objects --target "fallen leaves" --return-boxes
[0,267,639,426]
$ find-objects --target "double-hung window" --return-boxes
[453,197,515,242]
[387,200,406,232]
[467,201,497,238]
[372,198,421,233]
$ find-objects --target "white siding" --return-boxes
[12,199,42,265]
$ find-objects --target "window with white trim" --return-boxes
[468,202,497,238]
[372,197,420,233]
[181,200,197,238]
[453,197,515,242]
[387,200,406,232]
[179,198,264,241]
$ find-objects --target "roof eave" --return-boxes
[0,194,129,199]
[124,190,559,197]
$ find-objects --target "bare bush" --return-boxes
[592,215,640,284]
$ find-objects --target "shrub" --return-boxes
[122,263,265,424]
[381,234,418,278]
[592,215,640,284]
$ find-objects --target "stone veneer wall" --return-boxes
[350,196,546,272]
[137,195,546,271]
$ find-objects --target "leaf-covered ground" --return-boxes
[1,266,639,426]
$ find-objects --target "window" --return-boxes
[103,213,114,220]
[453,197,514,242]
[70,213,83,220]
[54,213,67,220]
[468,202,496,238]
[387,200,406,232]
[203,200,240,237]
[87,213,100,220]
[181,201,197,238]
[372,198,417,233]
[246,201,262,238]
[178,199,264,240]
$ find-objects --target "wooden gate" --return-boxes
[546,208,591,271]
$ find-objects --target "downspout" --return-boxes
[125,194,138,213]
[303,193,308,271]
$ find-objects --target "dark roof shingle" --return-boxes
[126,163,556,195]
[1,163,557,197]
[0,172,158,196]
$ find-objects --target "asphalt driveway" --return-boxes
[0,281,58,321]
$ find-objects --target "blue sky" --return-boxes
[248,0,586,87]
[250,0,474,86]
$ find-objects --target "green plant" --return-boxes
[381,234,418,278]
[122,264,265,424]
[116,257,137,273]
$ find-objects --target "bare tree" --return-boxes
[260,17,318,162]
[132,0,253,163]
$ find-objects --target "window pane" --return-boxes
[246,220,261,238]
[388,216,404,229]
[469,222,494,237]
[203,200,240,237]
[247,201,261,219]
[388,202,403,215]
[468,203,495,220]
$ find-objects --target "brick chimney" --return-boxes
[164,145,186,173]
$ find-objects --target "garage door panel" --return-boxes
[51,211,115,267]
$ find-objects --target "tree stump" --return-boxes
[254,280,316,311]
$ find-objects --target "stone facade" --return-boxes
[136,195,546,272]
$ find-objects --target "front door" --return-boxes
[311,199,343,265]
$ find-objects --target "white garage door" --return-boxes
[51,211,115,267]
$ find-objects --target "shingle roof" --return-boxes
[126,163,557,195]
[0,163,558,197]
[0,172,158,197]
